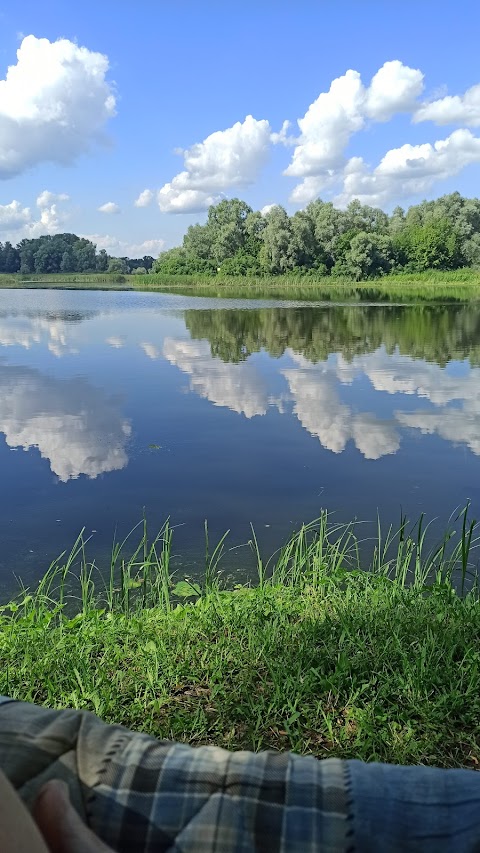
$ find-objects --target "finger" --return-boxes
[34,779,114,853]
[0,768,50,853]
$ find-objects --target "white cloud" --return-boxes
[134,189,154,208]
[352,413,401,460]
[158,115,271,213]
[260,204,277,216]
[0,200,31,232]
[282,367,399,458]
[140,342,160,360]
[289,174,337,206]
[26,191,71,237]
[336,129,480,207]
[83,234,165,258]
[0,315,79,357]
[98,201,121,214]
[396,409,480,456]
[0,191,71,240]
[36,190,69,208]
[270,119,296,146]
[285,60,424,204]
[326,347,480,457]
[0,363,130,481]
[414,83,480,127]
[365,60,424,121]
[163,337,268,418]
[285,69,366,180]
[0,35,115,178]
[106,336,125,349]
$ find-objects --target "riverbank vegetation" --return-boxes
[152,193,480,280]
[2,269,480,303]
[1,511,479,769]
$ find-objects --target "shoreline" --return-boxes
[1,270,480,302]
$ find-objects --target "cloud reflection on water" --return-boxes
[0,363,131,481]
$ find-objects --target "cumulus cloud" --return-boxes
[83,234,165,258]
[285,60,424,204]
[27,189,71,237]
[0,363,130,480]
[0,35,115,178]
[285,69,366,180]
[0,191,71,240]
[36,190,69,208]
[414,83,480,127]
[282,367,399,458]
[396,409,480,456]
[163,337,268,418]
[0,200,31,232]
[98,201,121,214]
[336,129,480,207]
[158,115,272,213]
[134,189,154,208]
[346,347,480,406]
[365,60,424,121]
[328,347,480,457]
[0,313,83,357]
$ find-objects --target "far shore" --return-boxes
[1,269,480,302]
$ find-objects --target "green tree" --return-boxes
[219,249,261,275]
[107,257,129,273]
[72,239,97,272]
[332,232,392,280]
[1,241,20,273]
[153,247,216,275]
[183,223,214,260]
[60,248,75,273]
[304,200,350,268]
[259,206,296,273]
[394,218,461,271]
[96,249,109,272]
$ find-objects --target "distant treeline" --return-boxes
[153,192,480,279]
[0,233,155,275]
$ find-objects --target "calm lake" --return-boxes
[1,288,479,596]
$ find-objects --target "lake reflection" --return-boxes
[0,290,479,593]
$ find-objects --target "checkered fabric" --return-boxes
[1,698,480,852]
[0,698,350,852]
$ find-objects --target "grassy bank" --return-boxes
[2,269,480,302]
[1,512,479,768]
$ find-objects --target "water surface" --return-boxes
[1,289,479,594]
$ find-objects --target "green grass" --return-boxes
[1,510,479,769]
[2,269,480,301]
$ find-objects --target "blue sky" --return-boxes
[1,0,480,256]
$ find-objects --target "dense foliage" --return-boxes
[153,192,480,279]
[0,233,154,275]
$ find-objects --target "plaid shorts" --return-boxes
[0,698,479,852]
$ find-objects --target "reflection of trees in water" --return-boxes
[185,305,480,366]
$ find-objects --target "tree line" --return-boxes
[0,233,154,275]
[153,192,480,279]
